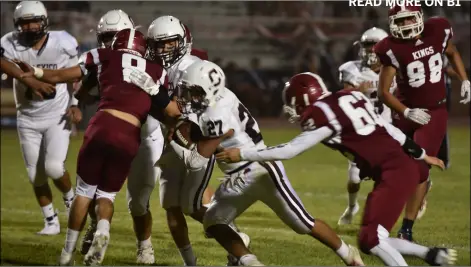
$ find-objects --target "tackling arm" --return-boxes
[240,127,333,161]
[169,129,234,171]
[34,65,83,84]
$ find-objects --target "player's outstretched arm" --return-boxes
[377,65,405,113]
[217,127,333,163]
[445,40,470,104]
[34,65,83,84]
[1,57,55,99]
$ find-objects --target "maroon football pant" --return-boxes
[393,106,448,180]
[358,154,420,253]
[77,111,141,193]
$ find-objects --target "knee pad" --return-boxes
[348,163,361,184]
[45,159,65,180]
[96,189,117,202]
[359,224,389,254]
[203,210,229,231]
[75,175,97,199]
[127,196,150,217]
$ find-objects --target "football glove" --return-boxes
[128,68,160,96]
[403,108,431,125]
[460,80,470,104]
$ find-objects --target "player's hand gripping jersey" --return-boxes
[79,48,169,123]
[374,17,453,109]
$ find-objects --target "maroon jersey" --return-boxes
[374,17,453,109]
[80,48,169,123]
[302,90,404,179]
[191,48,208,60]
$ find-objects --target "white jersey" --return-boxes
[195,89,266,173]
[1,31,79,118]
[338,60,396,122]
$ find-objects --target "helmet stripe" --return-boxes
[127,28,135,49]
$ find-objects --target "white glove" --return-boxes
[128,68,160,96]
[460,80,470,104]
[403,108,431,125]
[283,105,299,124]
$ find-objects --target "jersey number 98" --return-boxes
[406,52,443,88]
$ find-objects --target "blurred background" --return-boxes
[1,1,470,129]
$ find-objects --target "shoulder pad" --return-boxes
[56,31,79,57]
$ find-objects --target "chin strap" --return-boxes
[283,105,300,124]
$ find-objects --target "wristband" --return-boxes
[33,67,44,79]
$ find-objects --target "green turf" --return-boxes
[1,126,469,266]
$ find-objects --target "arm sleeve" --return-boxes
[150,85,171,110]
[374,40,399,69]
[240,127,333,161]
[380,117,426,159]
[79,49,100,76]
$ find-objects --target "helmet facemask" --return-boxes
[389,11,424,39]
[15,17,48,47]
[360,41,379,68]
[146,35,186,68]
[177,81,210,115]
[97,31,118,48]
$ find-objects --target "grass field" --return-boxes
[1,125,469,266]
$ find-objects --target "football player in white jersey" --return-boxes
[166,60,364,266]
[1,1,80,235]
[336,27,396,225]
[140,15,242,266]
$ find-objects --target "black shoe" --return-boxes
[425,247,457,266]
[397,228,414,242]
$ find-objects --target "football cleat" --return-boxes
[63,197,74,218]
[80,222,97,255]
[37,213,60,235]
[239,254,264,266]
[425,247,457,266]
[136,245,155,264]
[397,228,414,242]
[58,248,75,266]
[338,202,360,225]
[84,231,110,266]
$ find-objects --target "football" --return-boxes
[173,120,197,150]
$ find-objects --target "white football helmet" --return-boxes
[13,1,48,46]
[178,60,226,114]
[146,16,189,68]
[96,9,134,48]
[357,27,388,67]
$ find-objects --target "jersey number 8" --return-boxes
[121,53,147,83]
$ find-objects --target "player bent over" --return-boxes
[375,4,470,241]
[164,61,364,266]
[1,1,80,235]
[218,73,457,266]
[21,29,178,265]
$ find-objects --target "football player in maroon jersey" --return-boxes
[20,28,179,265]
[217,73,457,266]
[374,4,470,241]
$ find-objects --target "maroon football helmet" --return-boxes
[282,72,331,122]
[111,28,147,57]
[388,4,424,39]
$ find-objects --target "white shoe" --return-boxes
[136,245,155,264]
[84,231,109,266]
[80,222,97,255]
[37,214,60,235]
[343,245,365,266]
[239,254,264,266]
[58,248,75,266]
[338,203,360,225]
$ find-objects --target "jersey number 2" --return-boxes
[338,91,384,136]
[122,53,147,83]
[238,103,263,144]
